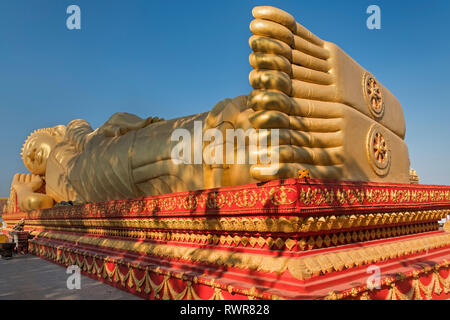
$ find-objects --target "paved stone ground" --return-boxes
[0,254,141,300]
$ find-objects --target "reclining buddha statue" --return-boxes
[8,6,411,212]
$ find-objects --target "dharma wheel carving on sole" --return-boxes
[367,124,391,176]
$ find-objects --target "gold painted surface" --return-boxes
[9,6,412,211]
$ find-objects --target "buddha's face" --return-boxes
[22,134,56,175]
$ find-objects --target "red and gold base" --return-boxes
[2,178,450,300]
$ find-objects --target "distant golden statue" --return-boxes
[9,6,411,211]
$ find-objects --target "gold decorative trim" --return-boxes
[25,222,439,251]
[384,272,449,300]
[28,243,253,300]
[32,231,450,281]
[409,169,419,185]
[4,184,450,220]
[292,233,450,280]
[15,209,447,234]
[325,262,450,300]
[444,220,450,233]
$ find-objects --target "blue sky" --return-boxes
[0,0,449,196]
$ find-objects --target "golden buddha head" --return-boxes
[21,126,66,175]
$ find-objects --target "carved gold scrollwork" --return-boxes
[258,189,270,206]
[270,186,297,205]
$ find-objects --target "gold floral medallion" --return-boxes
[363,72,385,119]
[366,124,391,176]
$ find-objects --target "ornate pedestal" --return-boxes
[2,179,450,300]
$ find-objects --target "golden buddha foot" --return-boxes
[245,6,409,182]
[8,6,411,211]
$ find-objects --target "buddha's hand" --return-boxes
[12,173,43,193]
[11,173,54,211]
[99,112,164,137]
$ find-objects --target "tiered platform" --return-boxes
[2,179,450,300]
